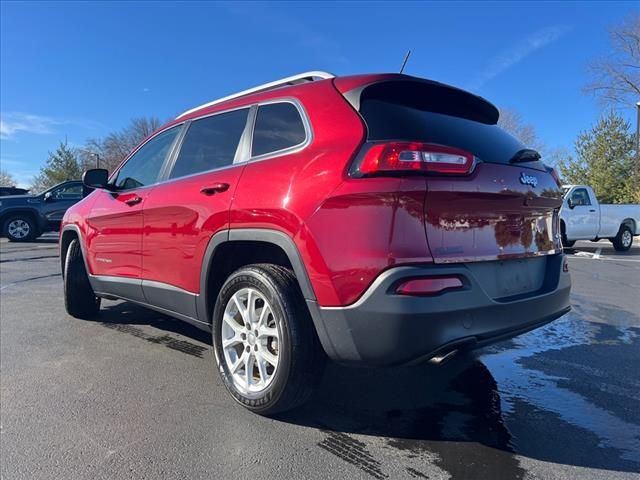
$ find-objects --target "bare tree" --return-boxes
[80,117,162,173]
[498,108,546,153]
[0,169,17,186]
[584,14,640,108]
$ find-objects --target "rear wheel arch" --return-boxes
[621,218,636,235]
[198,229,317,325]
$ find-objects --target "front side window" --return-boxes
[52,184,83,200]
[113,126,181,190]
[251,102,306,157]
[570,188,591,206]
[170,108,249,179]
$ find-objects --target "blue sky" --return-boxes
[1,1,637,187]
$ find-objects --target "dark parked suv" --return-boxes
[0,186,30,197]
[61,72,571,414]
[1,180,86,241]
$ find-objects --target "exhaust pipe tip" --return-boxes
[428,348,459,365]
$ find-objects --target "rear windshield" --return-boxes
[359,82,530,165]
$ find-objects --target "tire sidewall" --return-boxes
[212,268,293,411]
[618,226,633,251]
[4,215,36,242]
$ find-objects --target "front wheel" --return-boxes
[4,215,38,242]
[212,264,325,415]
[64,239,101,319]
[612,225,633,252]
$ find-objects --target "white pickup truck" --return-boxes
[560,185,640,251]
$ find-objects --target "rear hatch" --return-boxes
[347,77,563,264]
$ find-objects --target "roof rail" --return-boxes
[176,71,335,119]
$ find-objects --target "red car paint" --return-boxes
[62,73,562,308]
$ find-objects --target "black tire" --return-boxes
[64,239,101,319]
[212,264,325,415]
[612,225,633,252]
[560,222,575,249]
[3,215,38,242]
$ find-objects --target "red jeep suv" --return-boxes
[61,71,571,414]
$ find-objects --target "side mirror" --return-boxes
[43,192,53,202]
[83,168,110,190]
[567,198,575,209]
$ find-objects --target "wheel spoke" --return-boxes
[256,356,268,385]
[244,353,254,388]
[222,311,244,335]
[258,304,270,326]
[231,351,246,374]
[260,349,278,367]
[222,334,242,348]
[258,325,278,339]
[232,293,248,325]
[246,289,256,324]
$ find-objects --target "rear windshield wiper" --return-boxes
[509,149,541,164]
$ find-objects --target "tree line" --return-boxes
[4,14,639,203]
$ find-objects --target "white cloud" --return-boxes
[0,112,63,140]
[469,25,572,91]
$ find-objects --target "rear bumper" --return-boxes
[308,254,571,366]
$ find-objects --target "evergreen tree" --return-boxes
[559,112,639,204]
[31,141,83,192]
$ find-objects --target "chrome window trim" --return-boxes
[245,98,312,163]
[110,98,312,192]
[145,98,312,187]
[110,123,186,193]
[161,105,253,183]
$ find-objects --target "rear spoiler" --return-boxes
[334,74,500,125]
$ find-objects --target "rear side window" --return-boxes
[114,126,181,190]
[359,81,533,166]
[170,108,249,179]
[251,102,306,157]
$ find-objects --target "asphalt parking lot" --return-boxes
[1,235,639,480]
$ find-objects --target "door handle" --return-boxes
[200,183,230,196]
[124,196,142,206]
[589,209,596,212]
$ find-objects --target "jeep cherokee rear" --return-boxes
[60,71,571,415]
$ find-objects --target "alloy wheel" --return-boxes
[7,219,30,239]
[221,287,280,394]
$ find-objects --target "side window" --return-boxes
[52,184,83,200]
[570,188,591,206]
[251,102,306,157]
[169,108,249,179]
[113,126,181,190]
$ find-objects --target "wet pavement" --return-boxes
[1,236,639,479]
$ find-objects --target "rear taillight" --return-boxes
[351,142,476,177]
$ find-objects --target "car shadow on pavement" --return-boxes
[278,355,639,478]
[91,301,638,478]
[95,302,211,357]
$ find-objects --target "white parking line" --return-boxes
[569,255,640,263]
